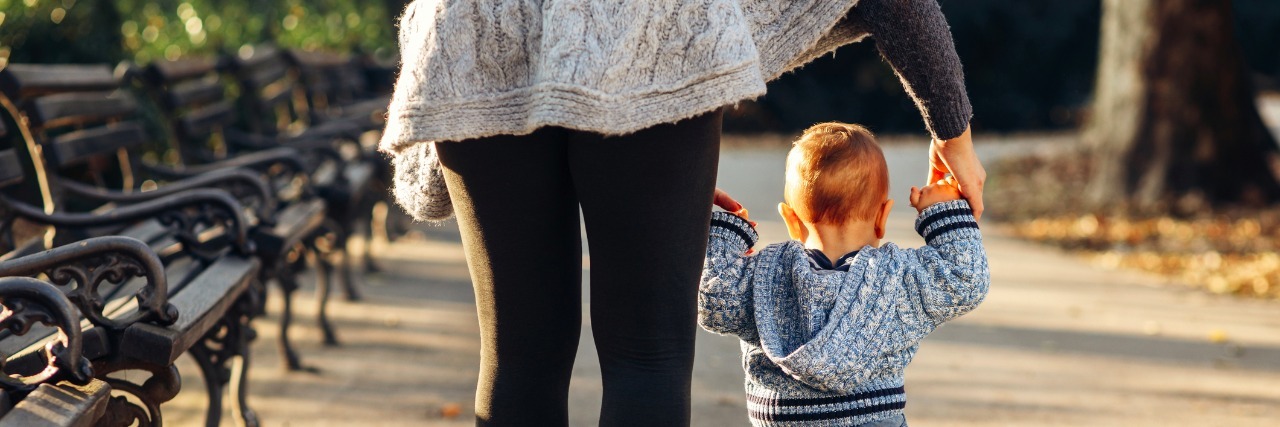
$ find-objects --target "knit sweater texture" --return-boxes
[699,200,989,426]
[385,0,972,222]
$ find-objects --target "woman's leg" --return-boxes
[436,128,583,426]
[568,110,723,426]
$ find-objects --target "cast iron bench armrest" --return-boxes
[59,168,277,226]
[0,189,254,258]
[223,128,347,167]
[140,147,308,182]
[0,236,176,330]
[0,277,92,392]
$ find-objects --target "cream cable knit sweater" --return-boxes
[384,0,972,222]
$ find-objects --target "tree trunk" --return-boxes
[1084,0,1280,213]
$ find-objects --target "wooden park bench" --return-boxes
[222,45,386,298]
[132,47,381,303]
[285,48,394,272]
[0,211,258,426]
[0,62,336,372]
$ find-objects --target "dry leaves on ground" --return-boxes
[988,147,1280,299]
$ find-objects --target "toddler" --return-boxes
[700,122,990,426]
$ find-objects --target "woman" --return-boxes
[381,0,984,425]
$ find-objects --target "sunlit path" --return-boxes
[162,137,1280,426]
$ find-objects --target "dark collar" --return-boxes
[804,248,859,272]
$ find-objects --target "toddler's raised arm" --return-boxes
[698,211,761,340]
[899,199,990,325]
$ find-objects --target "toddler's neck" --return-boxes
[801,220,880,261]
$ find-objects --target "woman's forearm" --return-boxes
[854,0,973,141]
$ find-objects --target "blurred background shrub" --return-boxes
[1,0,393,64]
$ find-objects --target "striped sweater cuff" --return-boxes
[745,384,907,426]
[710,211,759,248]
[914,199,979,245]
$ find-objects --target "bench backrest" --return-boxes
[286,50,371,121]
[224,45,301,136]
[136,57,237,164]
[0,64,165,223]
[0,64,148,201]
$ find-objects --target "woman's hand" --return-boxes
[713,188,756,226]
[713,188,742,213]
[928,126,986,220]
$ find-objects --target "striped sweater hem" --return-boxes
[745,384,906,426]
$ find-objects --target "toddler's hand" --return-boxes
[909,176,962,213]
[733,208,758,228]
[713,188,757,227]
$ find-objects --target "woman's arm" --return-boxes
[854,0,972,141]
[853,0,985,218]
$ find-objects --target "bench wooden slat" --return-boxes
[0,380,110,427]
[178,100,235,138]
[145,58,218,83]
[165,77,225,109]
[0,64,117,100]
[288,50,350,68]
[45,122,147,168]
[254,197,325,256]
[260,83,292,110]
[337,95,390,124]
[119,255,259,366]
[242,59,289,92]
[116,220,175,247]
[27,91,138,129]
[233,45,283,69]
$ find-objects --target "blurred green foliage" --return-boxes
[0,0,394,64]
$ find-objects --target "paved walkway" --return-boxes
[165,138,1280,426]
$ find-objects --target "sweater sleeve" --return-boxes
[390,141,455,223]
[852,0,973,141]
[698,211,761,340]
[898,200,989,325]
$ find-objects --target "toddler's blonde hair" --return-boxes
[784,122,889,225]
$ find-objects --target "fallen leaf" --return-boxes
[1208,329,1229,344]
[441,402,462,418]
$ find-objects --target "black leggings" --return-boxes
[435,110,722,426]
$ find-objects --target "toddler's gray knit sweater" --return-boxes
[699,200,989,426]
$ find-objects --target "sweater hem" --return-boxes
[759,0,863,80]
[380,62,767,153]
[745,380,906,427]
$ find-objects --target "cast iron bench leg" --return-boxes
[190,293,258,427]
[307,244,339,346]
[231,294,260,427]
[276,267,307,372]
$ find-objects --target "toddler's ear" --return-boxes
[778,202,807,241]
[874,199,894,239]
